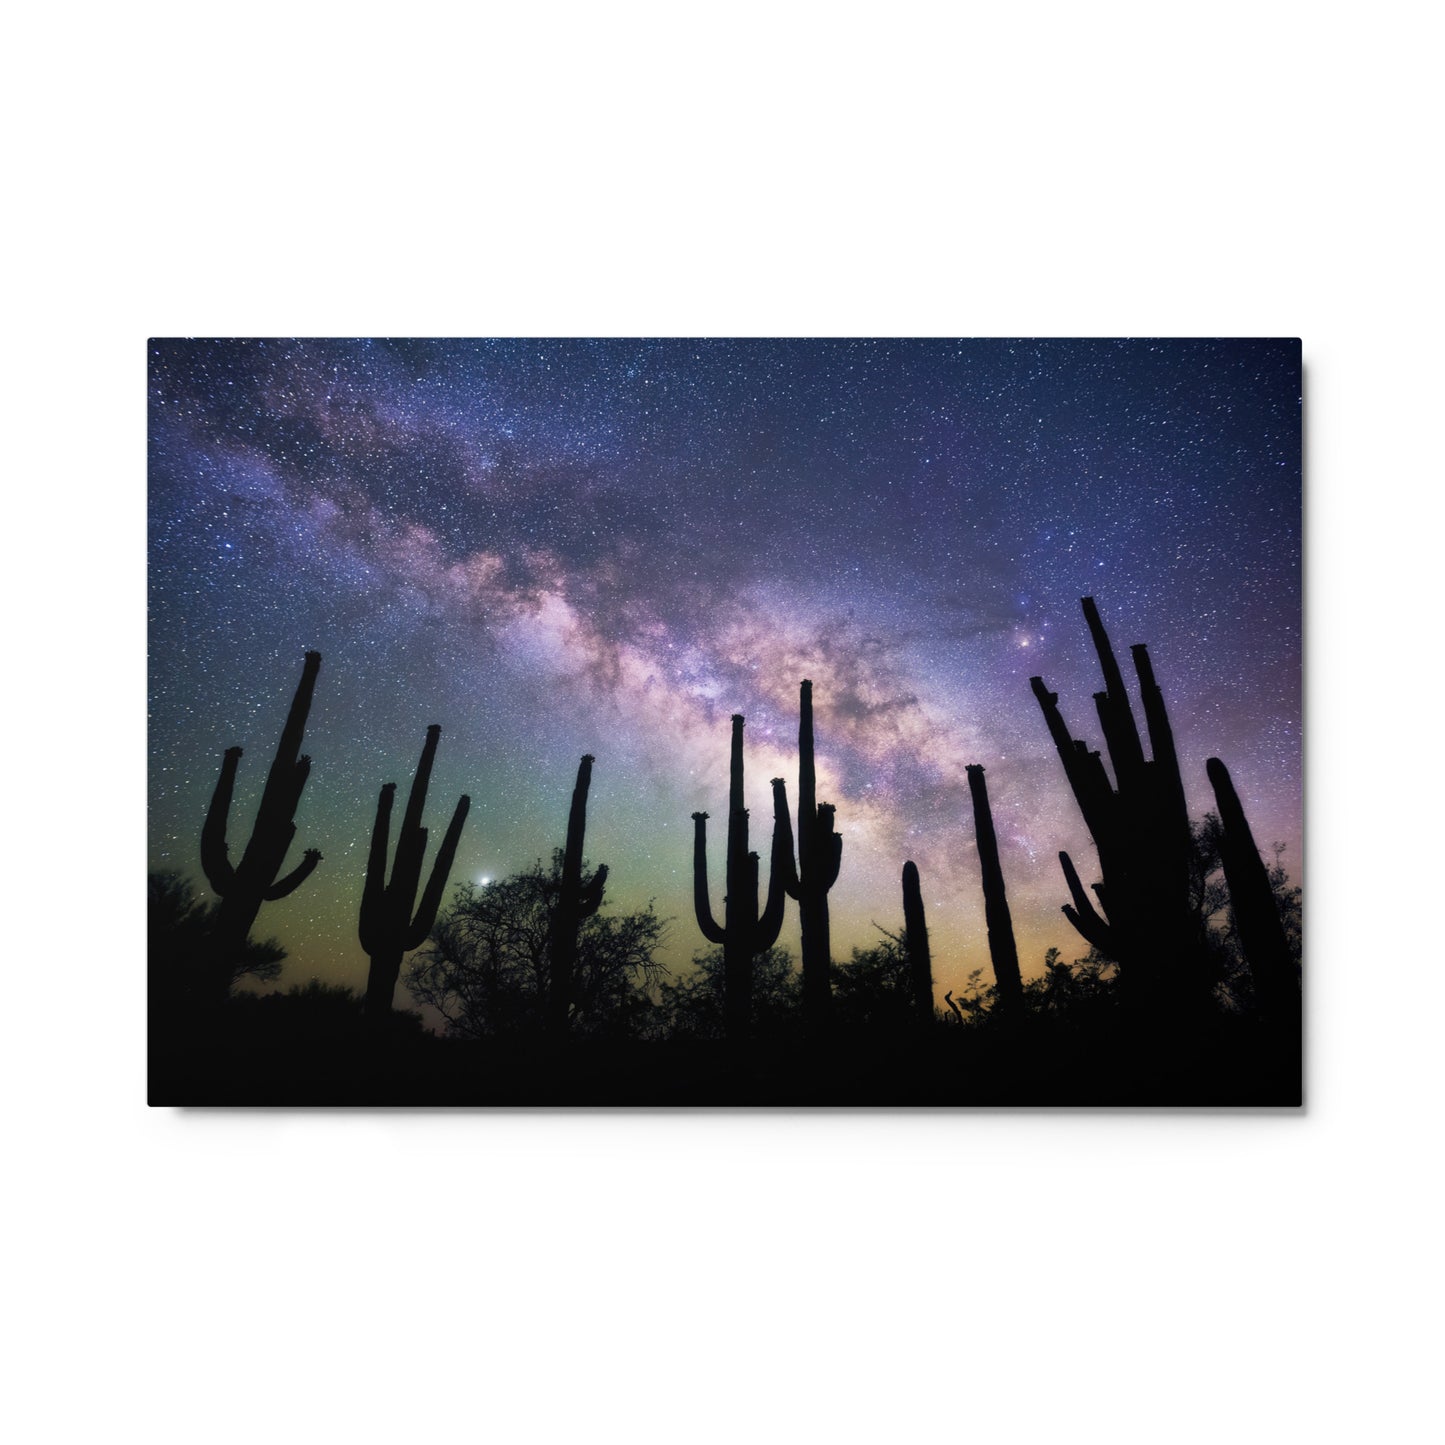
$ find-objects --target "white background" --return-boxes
[6,3,1441,1441]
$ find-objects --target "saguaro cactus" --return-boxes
[201,651,324,994]
[548,754,609,1036]
[781,679,843,1027]
[691,713,791,1042]
[1030,598,1207,1021]
[360,725,470,1017]
[965,764,1023,1011]
[901,860,934,1023]
[1206,757,1299,1031]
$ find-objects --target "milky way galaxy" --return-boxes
[147,338,1301,1007]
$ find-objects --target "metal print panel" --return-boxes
[148,338,1302,1105]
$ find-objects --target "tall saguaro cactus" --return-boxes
[1030,597,1207,1021]
[1206,757,1299,1032]
[360,725,470,1017]
[548,754,609,1037]
[781,679,843,1027]
[201,651,324,994]
[691,714,790,1042]
[965,764,1023,1011]
[901,861,934,1023]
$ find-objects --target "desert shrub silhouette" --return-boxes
[651,945,800,1044]
[408,855,665,1040]
[149,871,285,1021]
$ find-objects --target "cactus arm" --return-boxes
[1081,597,1146,784]
[389,727,439,904]
[1131,643,1194,900]
[691,812,726,945]
[201,745,243,895]
[266,848,322,901]
[741,849,783,953]
[754,895,785,953]
[1058,850,1099,917]
[770,776,801,898]
[392,825,429,926]
[402,724,442,837]
[359,782,396,954]
[406,794,469,949]
[1032,676,1111,843]
[578,864,608,919]
[1132,645,1185,809]
[756,782,792,949]
[257,651,321,823]
[1062,904,1114,954]
[818,804,842,890]
[1093,690,1138,789]
[1059,851,1115,954]
[1031,676,1076,757]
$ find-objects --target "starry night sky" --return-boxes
[148,338,1301,1006]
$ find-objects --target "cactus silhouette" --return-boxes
[200,650,323,997]
[360,725,470,1017]
[691,713,791,1042]
[901,860,934,1023]
[1030,598,1208,1021]
[548,754,609,1037]
[965,764,1023,1011]
[780,679,842,1028]
[1206,757,1299,1031]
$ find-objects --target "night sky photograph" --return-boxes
[148,337,1301,1105]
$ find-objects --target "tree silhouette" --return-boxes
[408,854,666,1039]
[1181,806,1300,1018]
[832,931,917,1030]
[1019,946,1120,1020]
